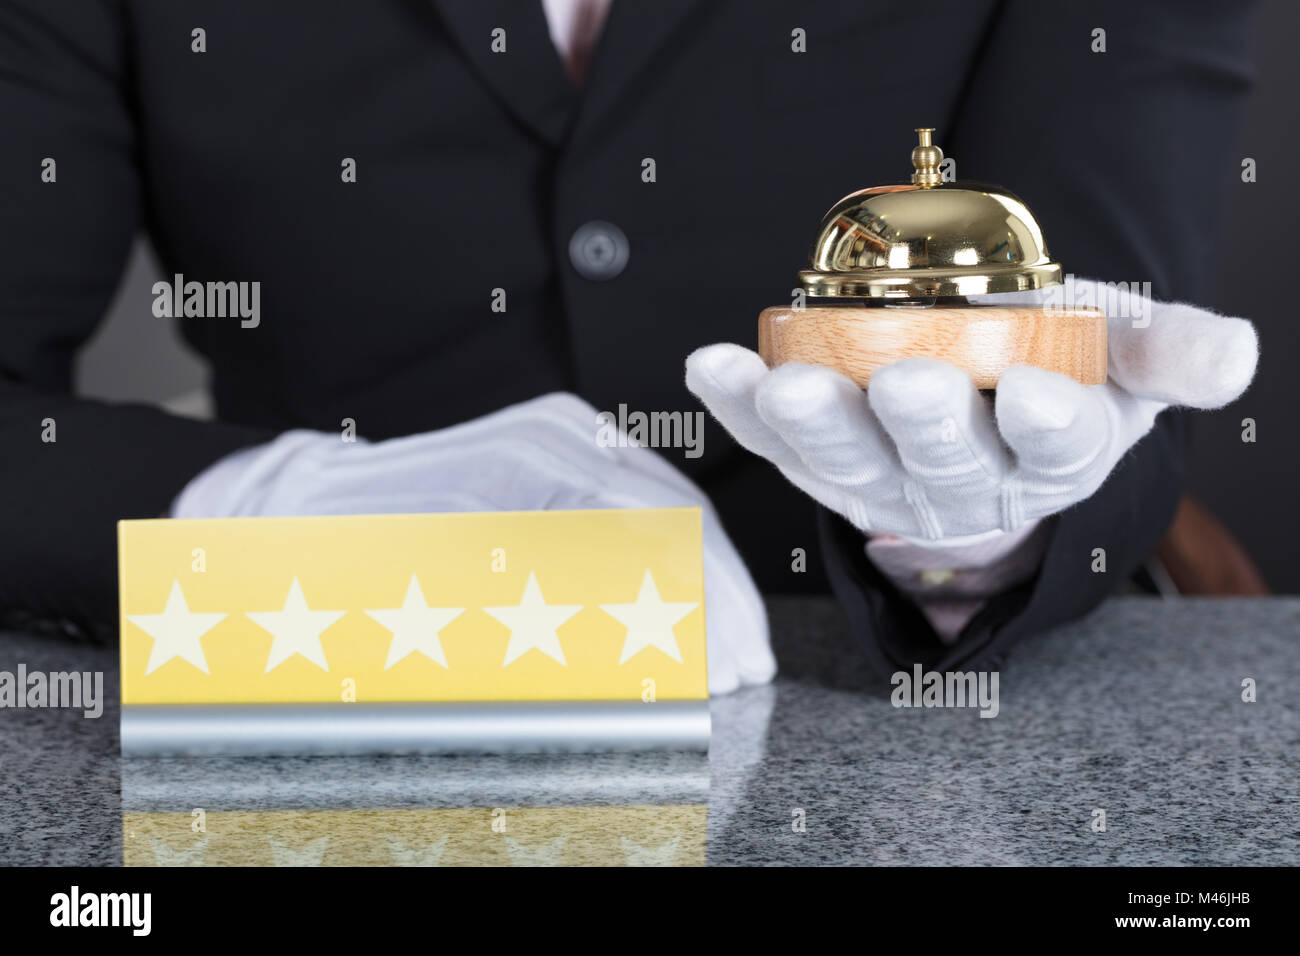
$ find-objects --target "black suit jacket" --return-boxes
[0,0,1256,675]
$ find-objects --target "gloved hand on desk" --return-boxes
[171,392,776,696]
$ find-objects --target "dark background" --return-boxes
[1186,0,1298,591]
[74,0,1300,591]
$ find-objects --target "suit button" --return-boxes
[569,221,629,280]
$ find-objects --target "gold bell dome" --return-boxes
[799,129,1062,299]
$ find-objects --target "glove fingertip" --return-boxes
[1117,315,1259,408]
[685,343,767,400]
[995,365,1086,430]
[867,358,970,421]
[753,362,854,424]
[1190,318,1259,409]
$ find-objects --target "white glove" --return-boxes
[686,279,1257,542]
[172,392,775,695]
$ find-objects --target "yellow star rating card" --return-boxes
[118,508,709,755]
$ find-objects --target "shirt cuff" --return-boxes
[864,521,1052,643]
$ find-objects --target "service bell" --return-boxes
[758,129,1107,388]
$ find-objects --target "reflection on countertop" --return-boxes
[125,805,708,867]
[121,750,711,866]
[2,597,1298,865]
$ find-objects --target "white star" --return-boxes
[621,836,681,867]
[148,836,209,867]
[268,836,329,867]
[600,570,698,664]
[126,580,226,676]
[246,578,346,673]
[387,836,448,867]
[365,574,463,670]
[505,835,568,867]
[483,572,582,667]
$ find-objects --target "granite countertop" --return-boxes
[1,596,1296,866]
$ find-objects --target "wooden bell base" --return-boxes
[758,305,1108,389]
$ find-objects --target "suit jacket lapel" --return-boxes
[569,0,704,145]
[428,0,577,146]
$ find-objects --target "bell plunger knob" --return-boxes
[910,128,944,188]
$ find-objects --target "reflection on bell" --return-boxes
[759,129,1107,388]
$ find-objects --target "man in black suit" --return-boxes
[0,1,1259,686]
